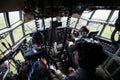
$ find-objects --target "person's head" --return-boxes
[80,26,89,34]
[75,41,106,70]
[32,31,44,47]
[79,26,89,38]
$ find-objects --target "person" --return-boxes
[68,49,79,73]
[16,31,53,80]
[79,26,89,38]
[64,41,107,80]
[73,26,89,41]
[32,31,44,47]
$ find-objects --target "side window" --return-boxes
[0,13,7,30]
[100,10,119,39]
[24,20,36,34]
[9,11,20,25]
[88,22,103,34]
[0,11,24,53]
[101,25,115,39]
[76,19,87,29]
[0,33,12,52]
[12,26,23,42]
[85,10,112,38]
[61,17,68,27]
[109,10,119,24]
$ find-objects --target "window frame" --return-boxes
[0,11,24,53]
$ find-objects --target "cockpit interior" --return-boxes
[0,0,120,80]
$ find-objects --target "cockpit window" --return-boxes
[91,10,111,21]
[77,19,87,28]
[81,11,93,19]
[24,17,78,35]
[88,22,103,33]
[9,11,20,25]
[101,25,115,39]
[61,17,77,27]
[12,26,23,42]
[24,20,36,34]
[0,33,12,53]
[0,13,7,30]
[109,10,119,24]
[99,10,119,39]
[0,11,24,53]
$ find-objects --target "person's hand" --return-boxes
[40,58,48,68]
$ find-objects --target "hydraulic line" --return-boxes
[58,4,88,60]
[41,0,47,51]
[48,0,54,52]
[58,8,72,61]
